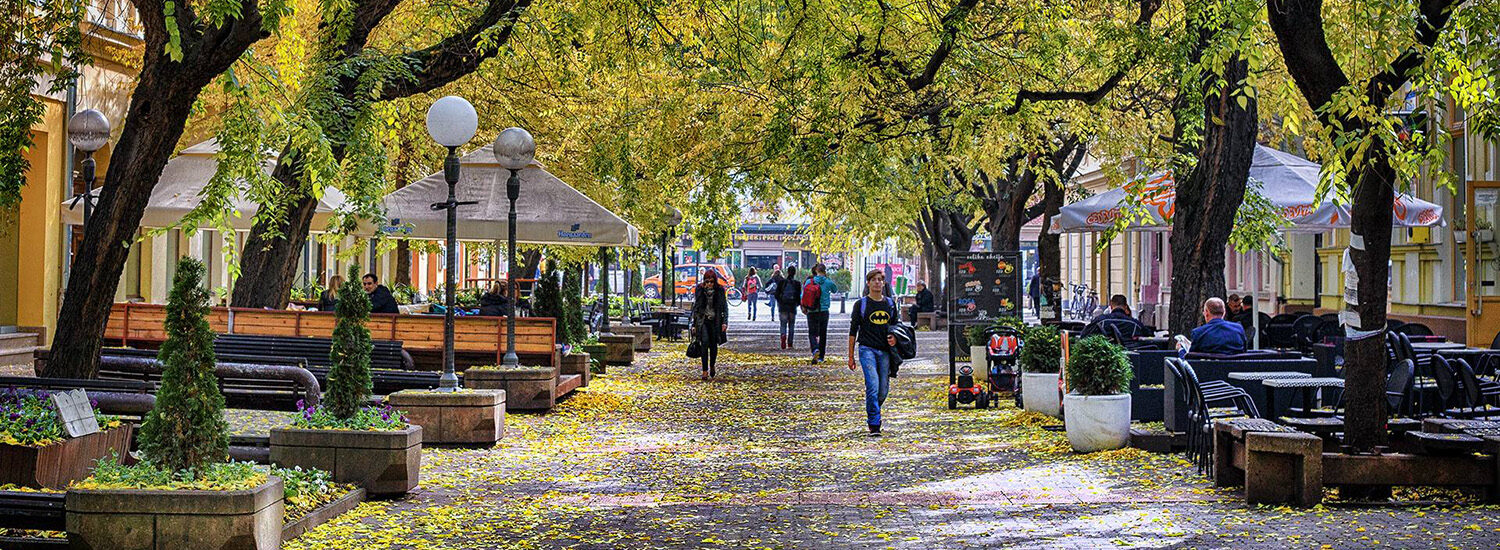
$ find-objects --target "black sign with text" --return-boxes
[948,251,1022,324]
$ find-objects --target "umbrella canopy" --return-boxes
[59,140,347,230]
[1050,145,1444,234]
[370,148,639,246]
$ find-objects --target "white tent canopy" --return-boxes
[369,148,639,246]
[59,140,347,230]
[1050,145,1444,234]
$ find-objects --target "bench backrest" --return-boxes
[104,303,556,362]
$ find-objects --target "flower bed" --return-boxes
[1,387,119,447]
[292,400,408,431]
[0,388,131,489]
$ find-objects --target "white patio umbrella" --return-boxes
[59,140,347,229]
[1049,145,1444,234]
[367,148,640,246]
[1048,145,1445,347]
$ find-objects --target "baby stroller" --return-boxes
[985,326,1022,408]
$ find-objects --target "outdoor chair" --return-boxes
[1166,358,1258,475]
[1395,323,1434,337]
[1387,319,1408,332]
[1430,356,1462,417]
[1451,358,1500,418]
[1291,316,1324,353]
[1385,359,1416,418]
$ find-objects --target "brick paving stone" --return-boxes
[270,309,1500,549]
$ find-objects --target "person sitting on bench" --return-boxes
[910,281,935,322]
[1081,294,1145,338]
[478,282,513,317]
[362,273,400,314]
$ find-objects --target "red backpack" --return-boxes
[800,279,821,309]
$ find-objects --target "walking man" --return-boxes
[804,263,837,363]
[776,266,802,349]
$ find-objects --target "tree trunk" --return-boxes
[1166,49,1258,337]
[1339,155,1397,450]
[1037,173,1065,323]
[394,240,412,286]
[231,157,322,308]
[46,3,267,379]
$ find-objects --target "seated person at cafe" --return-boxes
[1186,297,1246,355]
[362,273,401,314]
[1081,294,1146,339]
[910,281,936,322]
[478,282,513,317]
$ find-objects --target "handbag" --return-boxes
[686,335,704,359]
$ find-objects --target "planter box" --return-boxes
[0,425,133,490]
[67,476,284,550]
[610,324,653,351]
[281,486,365,542]
[1063,393,1132,453]
[561,352,592,387]
[598,334,635,366]
[269,427,421,496]
[465,365,559,411]
[581,345,608,374]
[387,390,505,445]
[1020,373,1061,418]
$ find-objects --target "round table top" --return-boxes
[1227,371,1312,381]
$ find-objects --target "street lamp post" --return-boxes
[664,208,682,308]
[67,109,110,226]
[493,127,536,368]
[425,96,479,392]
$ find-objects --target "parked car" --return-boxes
[644,264,739,300]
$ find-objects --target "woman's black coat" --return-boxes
[692,284,729,344]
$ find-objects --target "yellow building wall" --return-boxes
[12,102,68,342]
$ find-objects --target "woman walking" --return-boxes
[775,266,802,349]
[766,267,783,323]
[744,267,762,321]
[848,269,898,436]
[692,270,729,380]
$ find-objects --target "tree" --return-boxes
[138,258,229,471]
[1266,0,1471,451]
[560,263,585,346]
[531,260,564,342]
[1,0,87,209]
[47,0,281,379]
[325,265,372,419]
[230,0,535,309]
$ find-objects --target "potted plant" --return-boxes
[67,258,284,550]
[271,266,422,496]
[1018,325,1064,418]
[1062,335,1134,453]
[0,388,131,489]
[964,324,989,362]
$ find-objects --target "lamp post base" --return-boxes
[501,351,520,368]
[437,372,461,392]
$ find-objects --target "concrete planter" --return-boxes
[598,334,635,366]
[970,345,988,363]
[281,486,365,542]
[67,476,284,550]
[1063,393,1132,453]
[0,425,133,489]
[561,352,592,387]
[269,426,421,496]
[386,390,505,445]
[581,345,608,374]
[465,365,559,410]
[610,324,653,351]
[1020,373,1062,418]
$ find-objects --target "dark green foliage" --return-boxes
[139,258,229,471]
[964,325,990,348]
[325,265,372,420]
[830,269,853,294]
[1,1,86,210]
[1065,336,1132,396]
[1019,325,1062,374]
[532,260,565,342]
[561,264,587,346]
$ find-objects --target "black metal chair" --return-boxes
[1166,358,1258,475]
[1386,358,1416,418]
[1451,357,1500,418]
[1291,316,1324,353]
[1430,355,1461,417]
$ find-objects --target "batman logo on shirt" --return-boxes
[869,310,890,325]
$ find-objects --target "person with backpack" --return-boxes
[803,263,837,363]
[848,269,898,436]
[743,267,762,321]
[775,265,802,349]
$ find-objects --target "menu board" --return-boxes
[949,251,1022,324]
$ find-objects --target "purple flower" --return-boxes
[296,399,306,411]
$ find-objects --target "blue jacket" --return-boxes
[1190,318,1247,355]
[807,275,836,312]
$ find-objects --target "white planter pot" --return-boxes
[1021,372,1062,418]
[1480,229,1495,243]
[1063,393,1132,453]
[970,346,988,364]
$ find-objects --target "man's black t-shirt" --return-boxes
[850,296,897,349]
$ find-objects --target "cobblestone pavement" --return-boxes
[264,309,1500,549]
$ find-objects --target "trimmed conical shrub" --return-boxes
[561,264,586,345]
[532,260,564,342]
[138,257,229,471]
[325,265,372,419]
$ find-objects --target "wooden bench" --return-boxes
[102,303,558,371]
[215,334,410,371]
[40,351,322,412]
[94,346,436,396]
[0,490,64,531]
[0,376,156,417]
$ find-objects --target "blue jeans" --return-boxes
[858,345,891,427]
[746,292,759,320]
[767,295,777,321]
